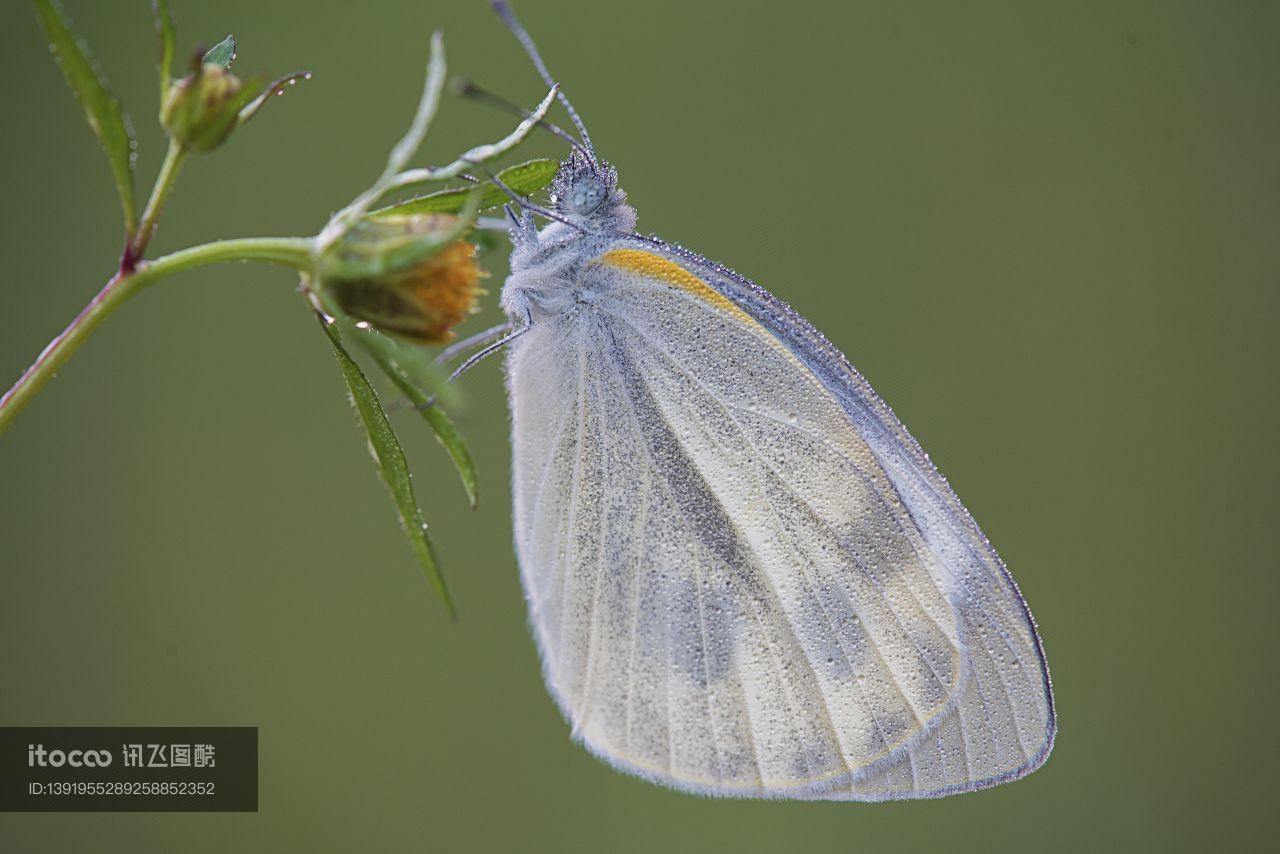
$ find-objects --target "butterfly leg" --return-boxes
[445,306,533,383]
[434,321,516,369]
[476,215,513,232]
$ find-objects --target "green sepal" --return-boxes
[203,34,236,68]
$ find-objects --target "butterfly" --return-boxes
[477,0,1054,800]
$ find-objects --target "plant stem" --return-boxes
[0,237,314,435]
[141,237,314,279]
[123,139,189,271]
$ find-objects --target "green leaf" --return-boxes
[350,325,478,509]
[371,158,559,218]
[34,0,137,236]
[321,316,456,618]
[152,0,175,99]
[203,34,236,67]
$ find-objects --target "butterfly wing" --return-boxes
[504,240,1054,799]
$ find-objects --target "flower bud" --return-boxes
[319,214,484,344]
[160,63,247,153]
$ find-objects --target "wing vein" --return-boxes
[576,367,610,732]
[556,334,590,713]
[622,316,957,713]
[692,527,727,783]
[607,330,794,789]
[623,446,652,759]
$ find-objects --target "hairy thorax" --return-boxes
[501,225,631,323]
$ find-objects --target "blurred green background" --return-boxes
[1,1,1276,851]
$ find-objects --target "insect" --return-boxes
[478,1,1055,800]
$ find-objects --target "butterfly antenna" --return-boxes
[491,0,597,165]
[452,77,594,166]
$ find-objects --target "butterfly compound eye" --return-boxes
[569,177,607,215]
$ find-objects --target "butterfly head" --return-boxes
[550,151,636,233]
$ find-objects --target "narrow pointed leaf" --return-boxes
[351,325,478,509]
[371,158,559,218]
[203,34,236,67]
[385,30,446,177]
[314,31,446,253]
[34,0,137,235]
[321,317,456,617]
[383,86,556,194]
[152,0,175,100]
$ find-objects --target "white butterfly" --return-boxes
[483,1,1054,800]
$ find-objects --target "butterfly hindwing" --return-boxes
[506,241,1054,799]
